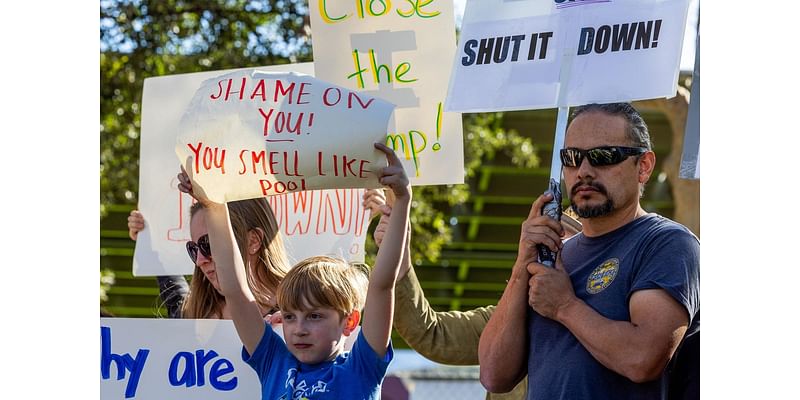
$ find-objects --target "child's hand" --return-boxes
[374,142,410,200]
[127,210,145,241]
[177,157,217,207]
[176,168,194,197]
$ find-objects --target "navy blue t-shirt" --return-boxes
[243,323,393,400]
[527,214,700,400]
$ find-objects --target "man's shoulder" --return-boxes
[640,214,698,242]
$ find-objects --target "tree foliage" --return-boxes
[101,1,540,275]
[101,0,311,213]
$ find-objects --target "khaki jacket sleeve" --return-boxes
[393,266,494,365]
[393,267,528,400]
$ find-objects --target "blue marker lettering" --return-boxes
[209,358,238,391]
[100,326,149,399]
[194,349,218,387]
[168,352,197,387]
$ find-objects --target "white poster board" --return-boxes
[446,0,692,112]
[136,64,375,276]
[680,23,700,180]
[100,318,360,399]
[175,69,396,202]
[100,318,260,399]
[267,189,373,264]
[309,0,464,185]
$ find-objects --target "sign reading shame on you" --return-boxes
[137,65,375,277]
[175,69,396,203]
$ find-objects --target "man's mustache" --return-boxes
[570,180,608,197]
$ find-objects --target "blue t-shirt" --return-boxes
[527,214,700,400]
[243,324,393,400]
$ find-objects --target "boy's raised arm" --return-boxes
[177,167,265,355]
[362,143,411,357]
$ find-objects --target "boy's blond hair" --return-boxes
[276,256,369,319]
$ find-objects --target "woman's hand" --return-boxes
[362,188,388,220]
[127,210,145,241]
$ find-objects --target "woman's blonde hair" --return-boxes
[183,198,290,318]
[276,256,369,319]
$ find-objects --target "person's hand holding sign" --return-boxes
[363,188,389,220]
[127,210,145,241]
[518,192,566,265]
[374,142,410,202]
[177,157,214,207]
[527,254,576,320]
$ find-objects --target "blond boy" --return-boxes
[180,143,410,399]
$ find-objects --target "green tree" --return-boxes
[101,0,311,213]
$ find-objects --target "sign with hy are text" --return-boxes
[100,318,361,399]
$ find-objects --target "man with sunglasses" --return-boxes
[479,103,700,400]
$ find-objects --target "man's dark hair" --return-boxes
[570,102,652,150]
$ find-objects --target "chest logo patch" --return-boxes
[586,258,620,294]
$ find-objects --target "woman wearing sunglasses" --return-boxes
[184,197,290,319]
[127,196,290,319]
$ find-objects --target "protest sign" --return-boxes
[446,0,692,112]
[136,64,376,276]
[100,318,260,399]
[100,318,360,399]
[266,188,373,264]
[680,24,700,180]
[175,69,395,202]
[309,0,464,185]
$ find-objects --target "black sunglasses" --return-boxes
[560,146,647,167]
[186,234,211,264]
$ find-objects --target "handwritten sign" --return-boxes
[680,26,700,180]
[136,65,375,276]
[100,318,361,399]
[446,0,692,112]
[134,187,373,276]
[267,189,372,264]
[309,0,464,185]
[175,69,395,203]
[100,318,260,399]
